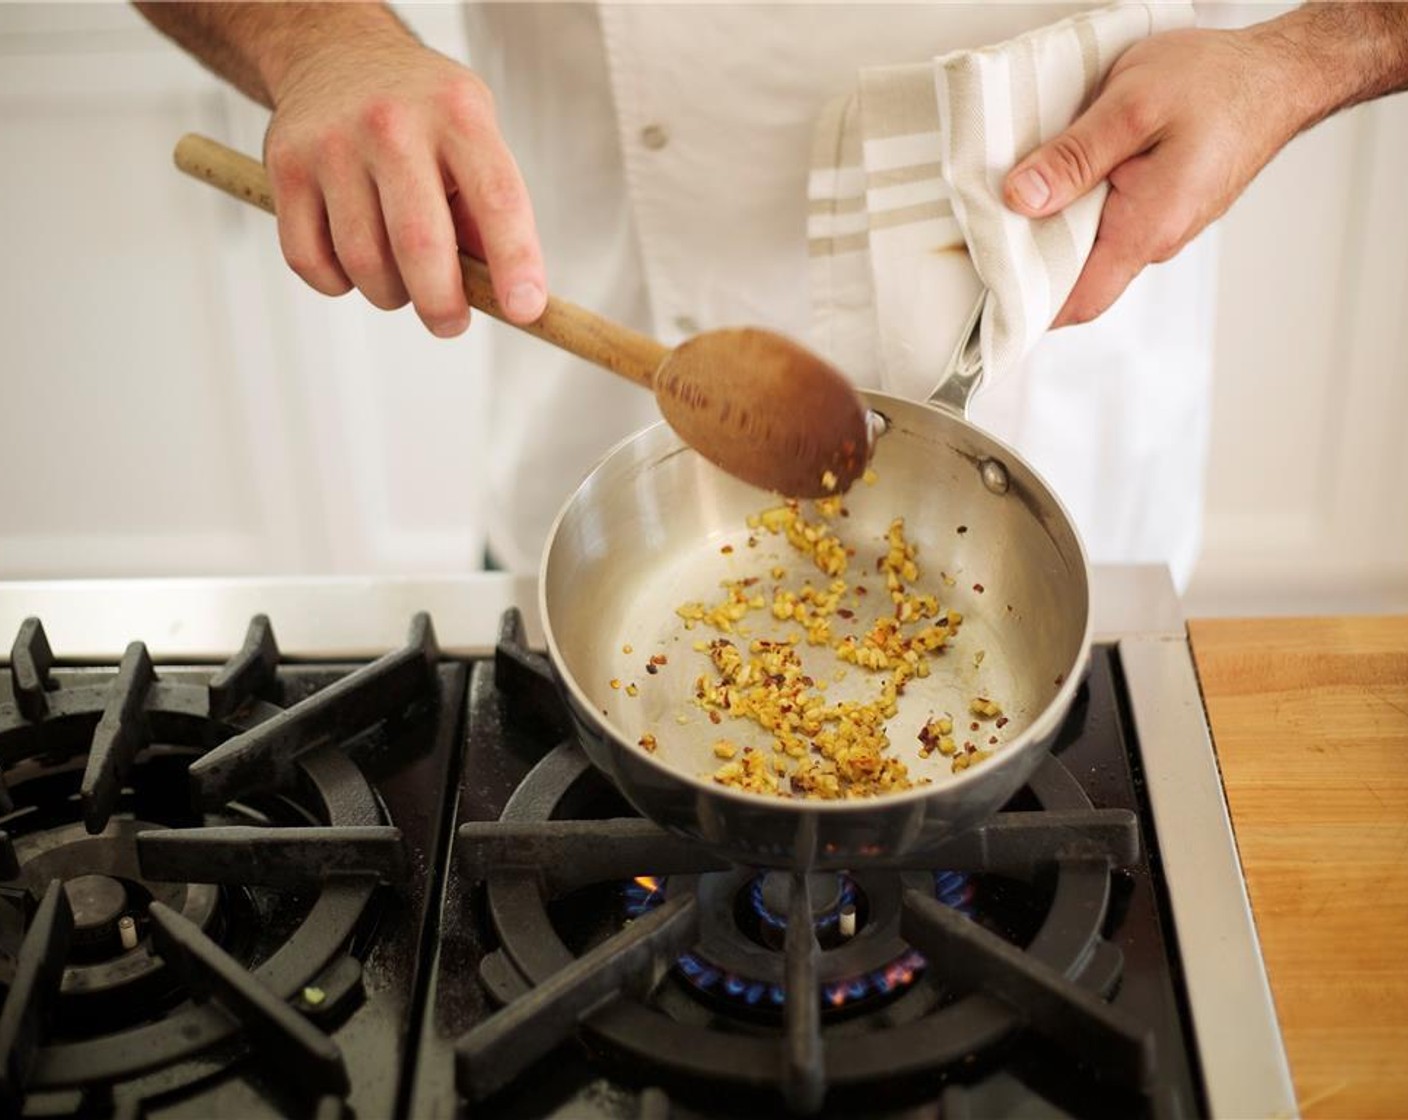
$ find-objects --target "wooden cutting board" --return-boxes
[1188,616,1408,1119]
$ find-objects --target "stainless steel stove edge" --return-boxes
[0,562,1171,663]
[1119,635,1298,1119]
[0,573,541,662]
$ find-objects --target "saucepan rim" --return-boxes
[538,389,1093,815]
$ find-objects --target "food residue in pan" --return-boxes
[614,486,1009,799]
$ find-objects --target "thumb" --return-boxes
[1003,91,1154,217]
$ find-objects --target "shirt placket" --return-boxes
[595,4,703,347]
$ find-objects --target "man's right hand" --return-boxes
[137,2,546,338]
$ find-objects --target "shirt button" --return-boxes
[640,124,669,151]
[674,315,700,335]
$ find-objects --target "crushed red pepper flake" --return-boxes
[681,491,1000,797]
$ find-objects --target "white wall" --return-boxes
[2,4,1406,615]
[1182,93,1408,616]
[0,3,490,578]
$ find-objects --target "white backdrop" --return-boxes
[1,3,1405,616]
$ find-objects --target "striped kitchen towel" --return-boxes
[808,1,1195,401]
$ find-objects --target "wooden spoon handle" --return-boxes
[173,133,667,388]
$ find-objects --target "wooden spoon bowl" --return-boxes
[174,133,872,498]
[655,327,870,496]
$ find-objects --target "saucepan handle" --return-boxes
[927,291,987,419]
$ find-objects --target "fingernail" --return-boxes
[505,281,545,321]
[431,313,468,339]
[1011,167,1051,212]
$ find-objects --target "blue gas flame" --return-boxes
[622,870,975,1008]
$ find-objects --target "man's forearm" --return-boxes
[1251,2,1408,137]
[132,1,415,107]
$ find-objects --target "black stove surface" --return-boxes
[0,615,467,1120]
[409,612,1205,1120]
[1,609,1205,1120]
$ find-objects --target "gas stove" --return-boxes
[0,568,1296,1118]
[0,611,466,1119]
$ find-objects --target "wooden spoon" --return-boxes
[173,134,873,498]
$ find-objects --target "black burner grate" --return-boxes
[454,743,1151,1114]
[0,614,460,1119]
[420,610,1199,1119]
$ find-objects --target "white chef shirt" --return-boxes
[461,3,1217,589]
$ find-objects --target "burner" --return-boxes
[752,871,857,945]
[0,614,444,1115]
[16,815,219,975]
[622,868,966,1014]
[0,744,382,1092]
[404,615,1211,1120]
[455,742,1151,1113]
[65,874,126,932]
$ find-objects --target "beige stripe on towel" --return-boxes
[806,2,1195,398]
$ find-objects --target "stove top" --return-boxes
[411,612,1198,1119]
[0,614,466,1119]
[0,569,1296,1119]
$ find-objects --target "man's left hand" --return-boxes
[1001,26,1308,328]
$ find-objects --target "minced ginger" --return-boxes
[649,493,1004,798]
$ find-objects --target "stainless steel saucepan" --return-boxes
[541,300,1091,869]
